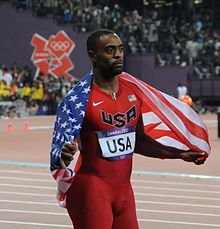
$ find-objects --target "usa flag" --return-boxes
[50,71,211,207]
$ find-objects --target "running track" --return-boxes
[0,114,220,229]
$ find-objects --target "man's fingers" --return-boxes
[62,143,77,154]
[193,152,206,159]
[187,152,207,165]
[63,142,77,151]
[182,151,207,164]
[61,142,78,162]
[194,159,205,165]
[61,152,74,161]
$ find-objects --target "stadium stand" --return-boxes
[1,0,220,118]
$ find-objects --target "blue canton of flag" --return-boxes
[50,71,93,166]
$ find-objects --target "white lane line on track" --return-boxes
[133,170,220,180]
[1,166,220,181]
[30,125,53,130]
[138,219,220,227]
[135,192,220,201]
[1,189,220,202]
[0,200,58,206]
[1,184,220,201]
[131,179,220,188]
[0,183,55,189]
[0,169,49,176]
[5,182,220,195]
[133,185,220,194]
[1,169,220,190]
[1,208,219,218]
[0,170,219,188]
[0,220,71,228]
[2,173,220,189]
[0,191,54,197]
[0,176,53,183]
[136,200,220,208]
[2,199,220,209]
[1,219,219,228]
[0,209,67,215]
[0,160,49,168]
[136,209,220,217]
[2,177,220,193]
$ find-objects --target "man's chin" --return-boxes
[113,67,123,75]
[101,68,123,79]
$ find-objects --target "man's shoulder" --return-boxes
[118,72,135,82]
[119,72,133,84]
[118,72,141,92]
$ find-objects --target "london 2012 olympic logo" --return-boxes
[31,31,75,80]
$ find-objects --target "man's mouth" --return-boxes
[113,60,123,67]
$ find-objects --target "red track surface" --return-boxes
[0,114,220,229]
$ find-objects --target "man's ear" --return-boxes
[88,50,96,63]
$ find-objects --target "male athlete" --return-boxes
[50,29,210,229]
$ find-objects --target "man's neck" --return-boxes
[93,71,119,95]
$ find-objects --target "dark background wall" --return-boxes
[125,55,188,95]
[0,4,188,95]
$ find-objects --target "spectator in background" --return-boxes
[20,82,32,105]
[2,68,13,86]
[9,81,19,101]
[185,36,202,65]
[31,80,44,105]
[63,1,73,24]
[0,67,3,82]
[10,62,21,80]
[22,66,33,86]
[0,80,10,101]
[26,100,39,116]
[176,82,187,99]
[44,82,57,115]
[16,66,33,87]
[213,50,220,77]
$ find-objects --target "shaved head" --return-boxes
[87,29,116,52]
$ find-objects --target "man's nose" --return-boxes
[114,48,123,58]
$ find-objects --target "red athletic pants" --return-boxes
[66,173,139,229]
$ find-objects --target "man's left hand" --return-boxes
[180,151,207,165]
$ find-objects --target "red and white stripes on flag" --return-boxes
[51,150,82,207]
[121,73,210,158]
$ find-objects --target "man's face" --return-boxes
[94,33,124,78]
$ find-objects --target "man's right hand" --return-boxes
[61,142,78,167]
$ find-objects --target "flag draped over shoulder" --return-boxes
[50,71,211,208]
[122,73,210,155]
[50,71,92,207]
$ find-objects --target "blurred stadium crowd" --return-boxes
[13,0,220,78]
[1,0,219,118]
[0,63,78,118]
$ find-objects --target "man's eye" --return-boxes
[106,48,113,53]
